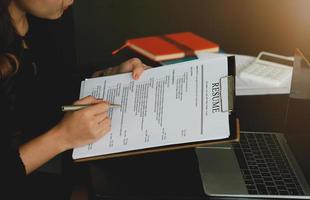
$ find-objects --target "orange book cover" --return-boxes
[165,32,219,54]
[113,32,220,62]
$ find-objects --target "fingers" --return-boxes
[74,96,112,112]
[129,58,147,80]
[91,69,105,78]
[97,117,111,136]
[95,112,109,124]
[84,101,111,115]
[72,96,111,117]
[81,107,111,140]
[106,58,152,80]
[133,63,152,80]
[118,58,140,73]
[132,63,145,80]
[118,58,146,80]
[93,113,111,137]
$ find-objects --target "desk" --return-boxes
[70,94,310,200]
[70,46,310,199]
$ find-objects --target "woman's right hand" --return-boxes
[54,96,111,150]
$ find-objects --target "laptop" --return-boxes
[195,131,310,199]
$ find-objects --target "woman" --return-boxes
[0,0,147,198]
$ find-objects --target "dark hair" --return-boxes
[0,0,15,52]
[0,0,19,80]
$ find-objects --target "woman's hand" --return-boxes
[54,96,111,150]
[19,95,111,174]
[92,58,151,80]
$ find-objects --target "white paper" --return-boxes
[73,57,230,159]
[196,52,292,96]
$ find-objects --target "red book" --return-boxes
[113,32,220,62]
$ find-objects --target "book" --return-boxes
[112,32,220,62]
[73,56,238,162]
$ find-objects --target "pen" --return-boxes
[61,104,121,112]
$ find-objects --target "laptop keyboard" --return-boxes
[232,133,304,196]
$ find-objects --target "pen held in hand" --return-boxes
[61,104,121,112]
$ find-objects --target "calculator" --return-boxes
[239,52,294,87]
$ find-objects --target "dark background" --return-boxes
[70,1,310,198]
[72,0,310,68]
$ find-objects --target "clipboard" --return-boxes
[75,56,240,162]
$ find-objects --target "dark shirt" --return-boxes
[0,13,80,199]
[0,32,34,193]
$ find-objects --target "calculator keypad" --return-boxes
[239,62,292,87]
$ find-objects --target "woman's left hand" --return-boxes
[92,58,151,80]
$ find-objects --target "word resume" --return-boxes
[73,57,231,160]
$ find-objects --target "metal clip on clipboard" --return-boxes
[220,75,235,114]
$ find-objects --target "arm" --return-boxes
[19,126,68,174]
[2,57,149,175]
[19,96,111,174]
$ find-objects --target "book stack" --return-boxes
[113,32,220,65]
